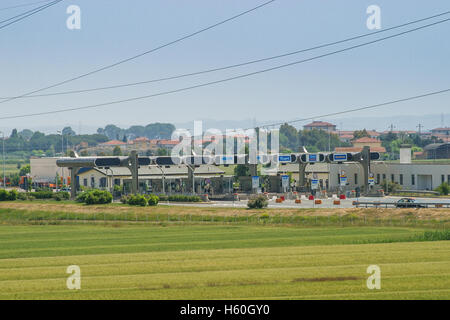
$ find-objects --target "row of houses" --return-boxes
[304,120,450,143]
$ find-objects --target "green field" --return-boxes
[0,221,449,299]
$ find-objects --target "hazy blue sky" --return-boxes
[0,0,449,134]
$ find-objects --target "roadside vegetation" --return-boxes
[0,188,70,202]
[436,182,450,196]
[76,190,113,205]
[121,194,159,206]
[247,195,269,209]
[0,201,448,229]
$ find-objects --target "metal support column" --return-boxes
[69,167,80,199]
[298,162,307,190]
[128,150,139,194]
[187,165,195,194]
[360,146,371,195]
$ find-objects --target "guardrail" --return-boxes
[391,190,440,196]
[353,201,450,208]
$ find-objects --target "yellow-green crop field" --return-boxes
[0,220,449,299]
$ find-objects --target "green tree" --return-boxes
[19,165,30,176]
[436,182,449,196]
[156,148,168,156]
[10,129,18,139]
[18,129,33,140]
[353,129,370,140]
[113,146,122,156]
[280,123,298,151]
[234,165,250,177]
[62,126,76,136]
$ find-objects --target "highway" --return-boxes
[158,196,450,209]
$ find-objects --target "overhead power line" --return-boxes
[253,88,450,130]
[0,16,448,121]
[0,0,53,12]
[2,9,449,100]
[0,0,63,29]
[0,0,276,105]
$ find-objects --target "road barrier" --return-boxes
[353,201,450,208]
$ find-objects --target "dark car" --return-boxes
[395,198,425,208]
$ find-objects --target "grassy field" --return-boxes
[0,202,448,299]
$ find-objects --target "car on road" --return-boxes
[395,198,425,208]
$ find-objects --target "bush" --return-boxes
[53,191,70,201]
[31,190,54,199]
[127,194,148,206]
[75,192,88,203]
[167,195,201,202]
[0,189,9,201]
[247,195,268,209]
[76,190,113,205]
[435,182,449,196]
[7,189,18,201]
[120,195,130,204]
[146,194,159,206]
[0,189,20,201]
[17,192,28,201]
[156,194,200,202]
[381,180,402,194]
[122,194,160,206]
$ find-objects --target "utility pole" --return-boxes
[1,131,5,189]
[389,124,395,133]
[416,123,423,136]
[328,130,331,152]
[57,130,64,191]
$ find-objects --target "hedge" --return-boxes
[121,194,159,206]
[76,190,113,205]
[0,189,18,201]
[158,195,201,202]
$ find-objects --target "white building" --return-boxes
[30,157,71,186]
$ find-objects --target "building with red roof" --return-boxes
[303,121,336,132]
[98,140,126,147]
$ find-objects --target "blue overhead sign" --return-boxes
[332,153,348,162]
[278,155,292,163]
[308,154,318,162]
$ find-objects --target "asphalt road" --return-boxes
[159,196,450,209]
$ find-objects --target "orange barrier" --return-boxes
[333,200,341,205]
[295,199,302,204]
[314,199,322,205]
[276,198,283,203]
